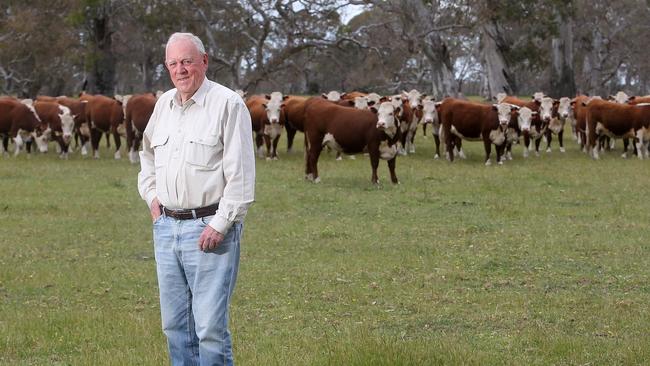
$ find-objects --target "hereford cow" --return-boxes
[79,92,124,159]
[420,99,454,159]
[33,100,75,158]
[124,93,156,163]
[501,95,545,157]
[538,97,566,153]
[246,94,285,160]
[556,97,577,142]
[609,91,630,104]
[303,97,401,184]
[321,90,345,102]
[401,89,425,154]
[0,97,45,156]
[504,106,538,160]
[56,97,90,155]
[439,98,517,165]
[584,99,650,159]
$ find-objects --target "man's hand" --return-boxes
[150,197,162,223]
[198,225,225,252]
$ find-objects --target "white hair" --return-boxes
[166,32,206,54]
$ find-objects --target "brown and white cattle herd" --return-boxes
[2,89,649,184]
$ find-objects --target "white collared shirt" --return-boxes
[138,78,255,234]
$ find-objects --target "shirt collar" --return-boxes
[169,77,211,110]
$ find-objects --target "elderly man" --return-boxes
[138,32,255,366]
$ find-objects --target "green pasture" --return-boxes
[1,132,649,365]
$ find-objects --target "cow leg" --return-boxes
[25,138,33,155]
[407,129,416,154]
[112,130,121,159]
[271,135,280,160]
[523,133,530,158]
[285,124,297,153]
[622,138,630,159]
[422,123,427,137]
[254,133,264,158]
[105,131,111,148]
[534,137,541,157]
[369,150,380,184]
[263,134,272,160]
[387,157,398,184]
[2,136,8,156]
[635,131,645,160]
[444,126,455,162]
[558,129,565,152]
[483,139,492,166]
[433,134,440,159]
[305,131,324,183]
[496,143,505,165]
[456,138,466,159]
[545,129,553,153]
[91,129,102,159]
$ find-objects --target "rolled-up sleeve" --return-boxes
[209,99,256,234]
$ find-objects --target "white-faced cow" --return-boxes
[303,97,401,184]
[609,91,630,104]
[246,94,285,160]
[537,97,566,153]
[501,95,545,156]
[33,100,75,158]
[400,89,425,154]
[503,106,539,160]
[0,97,46,156]
[584,98,650,159]
[321,90,345,102]
[439,98,516,165]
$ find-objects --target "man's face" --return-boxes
[165,39,208,102]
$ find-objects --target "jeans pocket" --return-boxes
[199,215,215,227]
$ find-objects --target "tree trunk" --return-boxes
[480,21,515,99]
[422,36,458,98]
[550,13,576,98]
[87,12,116,95]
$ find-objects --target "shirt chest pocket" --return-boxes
[151,133,170,168]
[186,134,221,170]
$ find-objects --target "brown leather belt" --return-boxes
[161,203,219,220]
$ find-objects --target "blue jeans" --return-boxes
[153,214,241,366]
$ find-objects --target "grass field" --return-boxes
[1,131,650,365]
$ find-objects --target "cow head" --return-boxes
[421,100,439,127]
[321,90,342,102]
[402,89,423,110]
[266,91,287,103]
[516,106,536,133]
[532,92,546,103]
[557,97,573,119]
[371,101,400,137]
[366,92,381,107]
[493,103,516,126]
[610,91,630,104]
[58,105,75,145]
[353,96,369,110]
[539,97,556,123]
[262,99,284,124]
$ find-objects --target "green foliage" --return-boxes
[1,129,650,364]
